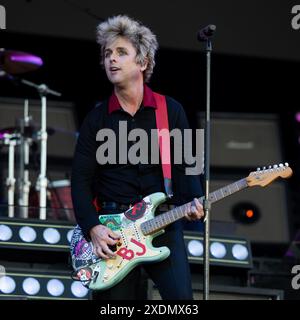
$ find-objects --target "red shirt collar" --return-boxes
[108,85,157,114]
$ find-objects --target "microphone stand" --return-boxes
[197,24,216,300]
[203,38,212,300]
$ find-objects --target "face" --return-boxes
[104,37,147,86]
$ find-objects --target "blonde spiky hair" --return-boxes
[96,15,158,83]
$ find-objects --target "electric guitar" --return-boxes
[70,163,292,291]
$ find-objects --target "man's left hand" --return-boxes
[185,198,204,221]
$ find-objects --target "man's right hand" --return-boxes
[89,225,120,260]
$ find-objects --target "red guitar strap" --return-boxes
[153,92,173,198]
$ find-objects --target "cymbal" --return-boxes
[0,48,43,74]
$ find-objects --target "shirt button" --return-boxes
[132,118,135,122]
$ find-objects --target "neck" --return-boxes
[140,178,249,236]
[115,81,144,116]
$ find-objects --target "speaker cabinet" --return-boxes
[148,280,283,300]
[198,112,283,168]
[210,179,290,245]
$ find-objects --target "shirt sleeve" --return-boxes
[71,107,101,239]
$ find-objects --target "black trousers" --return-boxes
[92,219,193,300]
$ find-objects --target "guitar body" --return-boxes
[70,163,292,291]
[70,192,170,291]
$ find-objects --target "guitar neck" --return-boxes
[141,178,249,235]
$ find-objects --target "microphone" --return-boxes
[197,24,216,42]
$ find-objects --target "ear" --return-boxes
[140,58,148,72]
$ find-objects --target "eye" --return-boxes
[104,51,111,58]
[118,49,127,56]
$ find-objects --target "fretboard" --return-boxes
[140,178,248,236]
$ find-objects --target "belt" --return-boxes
[100,201,176,212]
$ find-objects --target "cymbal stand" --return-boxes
[33,84,61,220]
[4,133,19,218]
[3,74,61,220]
[18,99,32,218]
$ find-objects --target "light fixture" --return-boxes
[43,228,61,244]
[67,229,74,243]
[210,242,227,259]
[232,203,260,224]
[22,277,40,295]
[0,225,13,241]
[0,216,74,251]
[0,266,90,300]
[232,244,249,261]
[0,276,16,294]
[70,281,89,298]
[187,240,203,257]
[47,279,64,297]
[184,231,253,268]
[19,226,37,243]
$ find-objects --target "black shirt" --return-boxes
[71,85,203,238]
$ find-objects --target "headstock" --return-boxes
[246,163,293,187]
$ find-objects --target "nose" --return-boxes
[110,51,117,63]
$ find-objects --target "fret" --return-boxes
[173,207,179,221]
[165,212,171,224]
[220,188,225,198]
[221,186,230,197]
[216,189,223,201]
[155,218,161,228]
[149,220,154,231]
[172,209,177,221]
[172,208,177,221]
[236,179,246,191]
[179,205,185,218]
[231,183,238,192]
[209,192,217,203]
[227,185,233,194]
[178,206,184,218]
[228,181,238,193]
[171,208,177,222]
[234,181,241,192]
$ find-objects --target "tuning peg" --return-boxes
[285,162,289,167]
[257,167,261,171]
[273,164,278,169]
[263,166,266,170]
[279,163,284,167]
[268,165,272,169]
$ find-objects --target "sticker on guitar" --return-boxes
[124,200,147,221]
[116,238,146,260]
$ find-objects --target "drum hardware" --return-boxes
[18,99,32,219]
[3,132,20,218]
[1,48,63,220]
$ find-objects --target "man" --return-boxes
[71,15,204,300]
